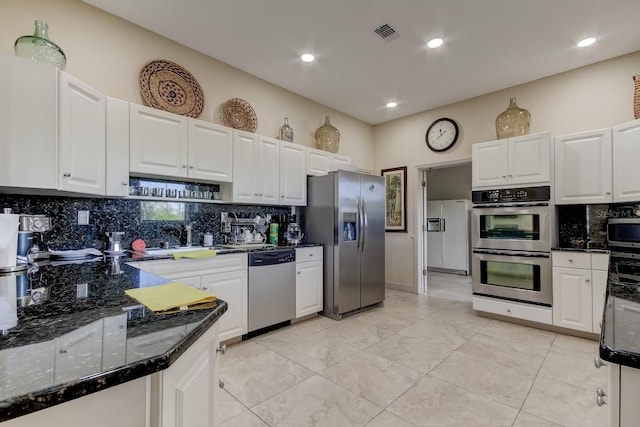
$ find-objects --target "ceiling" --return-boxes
[83,0,640,125]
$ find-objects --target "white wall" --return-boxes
[0,0,375,171]
[375,51,640,290]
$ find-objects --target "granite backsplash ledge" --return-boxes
[0,193,290,251]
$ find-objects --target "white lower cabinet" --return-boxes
[128,253,248,342]
[295,247,323,318]
[202,270,248,341]
[149,322,220,427]
[551,251,609,333]
[600,361,640,427]
[472,295,553,325]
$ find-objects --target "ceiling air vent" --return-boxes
[374,24,399,41]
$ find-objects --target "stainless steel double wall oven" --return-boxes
[472,186,553,306]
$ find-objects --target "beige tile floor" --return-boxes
[216,272,608,427]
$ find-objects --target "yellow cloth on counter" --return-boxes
[172,250,217,260]
[125,282,216,314]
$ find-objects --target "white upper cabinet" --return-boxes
[472,132,550,189]
[232,131,280,204]
[554,128,612,204]
[279,141,307,206]
[0,55,108,196]
[306,146,353,176]
[613,119,640,203]
[187,119,233,182]
[58,72,106,195]
[129,104,233,183]
[0,55,58,190]
[105,97,130,197]
[129,103,189,178]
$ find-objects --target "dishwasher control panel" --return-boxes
[248,250,295,266]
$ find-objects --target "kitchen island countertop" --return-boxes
[600,255,640,369]
[0,257,227,422]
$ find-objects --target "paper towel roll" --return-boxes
[0,214,20,268]
[0,273,18,331]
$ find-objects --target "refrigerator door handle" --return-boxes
[357,197,364,251]
[362,198,368,252]
[442,218,446,232]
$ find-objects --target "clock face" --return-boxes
[426,118,459,152]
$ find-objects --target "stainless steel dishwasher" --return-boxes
[246,249,296,336]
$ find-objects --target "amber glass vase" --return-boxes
[495,97,530,139]
[314,116,340,153]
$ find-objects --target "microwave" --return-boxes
[608,218,640,248]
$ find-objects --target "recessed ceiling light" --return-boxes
[386,102,398,108]
[301,53,315,63]
[577,37,596,48]
[427,38,443,49]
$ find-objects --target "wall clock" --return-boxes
[425,118,459,152]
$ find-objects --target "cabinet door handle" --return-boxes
[596,388,607,406]
[594,356,606,369]
[219,379,225,389]
[59,349,67,355]
[63,173,71,178]
[605,191,611,195]
[568,259,573,262]
[281,195,285,198]
[121,182,128,186]
[216,344,226,354]
[189,165,194,169]
[182,165,187,168]
[297,271,301,275]
[585,279,590,283]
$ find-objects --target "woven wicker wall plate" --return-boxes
[222,98,258,132]
[139,59,204,118]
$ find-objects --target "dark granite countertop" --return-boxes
[551,246,611,254]
[600,253,640,368]
[127,243,323,261]
[0,258,227,422]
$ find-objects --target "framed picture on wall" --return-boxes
[381,166,407,232]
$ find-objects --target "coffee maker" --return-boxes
[19,215,52,260]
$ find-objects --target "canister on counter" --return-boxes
[268,223,279,244]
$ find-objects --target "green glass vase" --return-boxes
[14,20,66,70]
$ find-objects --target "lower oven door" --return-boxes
[472,249,552,306]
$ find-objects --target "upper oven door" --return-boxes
[472,204,551,252]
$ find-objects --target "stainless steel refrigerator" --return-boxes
[304,170,385,320]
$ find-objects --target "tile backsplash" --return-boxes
[557,204,610,249]
[0,193,290,251]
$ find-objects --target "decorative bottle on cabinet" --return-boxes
[314,116,340,153]
[14,20,66,70]
[495,97,530,139]
[279,117,294,142]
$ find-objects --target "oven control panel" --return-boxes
[472,186,550,204]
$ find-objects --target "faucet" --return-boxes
[184,224,193,247]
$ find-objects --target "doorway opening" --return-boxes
[415,160,471,293]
